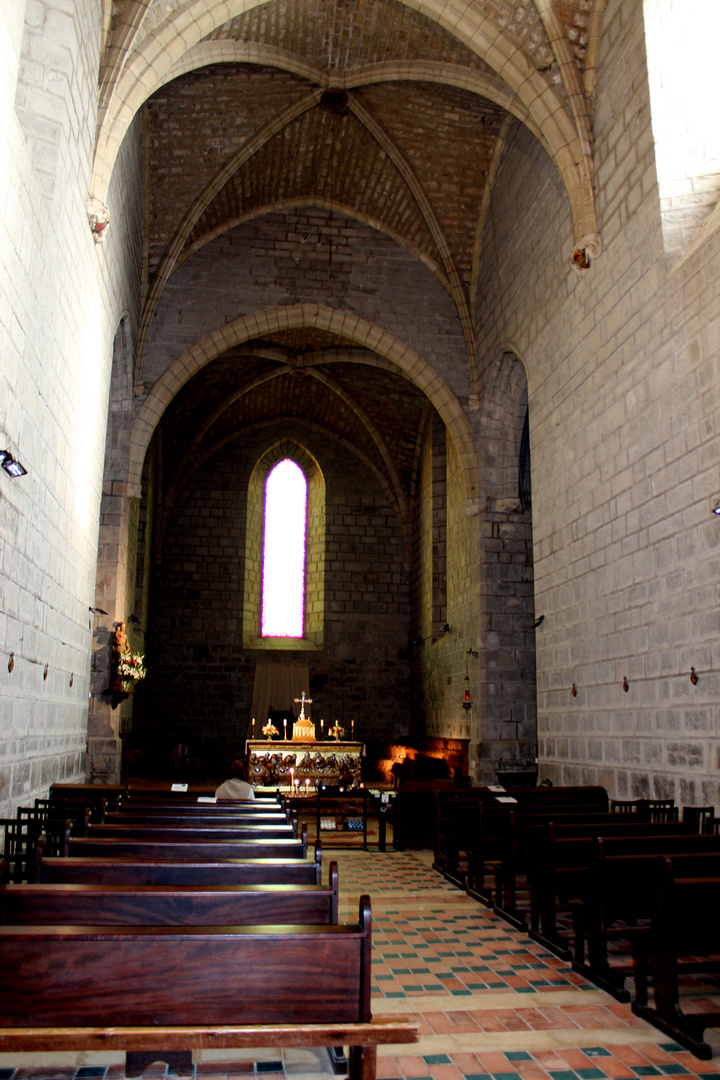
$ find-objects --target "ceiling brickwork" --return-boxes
[181,100,442,269]
[207,0,496,76]
[100,0,607,526]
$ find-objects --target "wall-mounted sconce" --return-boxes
[410,637,424,647]
[622,676,629,692]
[690,667,698,685]
[8,652,14,673]
[571,683,577,697]
[534,615,545,628]
[128,613,145,633]
[0,449,27,477]
[439,623,452,634]
[462,648,478,711]
[43,663,48,681]
[713,499,720,516]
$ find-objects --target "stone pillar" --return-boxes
[474,497,537,784]
[87,481,142,784]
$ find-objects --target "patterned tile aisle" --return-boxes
[2,846,720,1079]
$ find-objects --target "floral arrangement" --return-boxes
[328,722,345,740]
[117,651,147,685]
[262,721,279,739]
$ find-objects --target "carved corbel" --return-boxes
[86,196,110,243]
[572,232,601,273]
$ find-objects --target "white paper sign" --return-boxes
[495,796,518,803]
[171,783,189,792]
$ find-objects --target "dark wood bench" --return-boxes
[1,861,339,926]
[117,798,287,815]
[464,788,609,907]
[630,856,720,1059]
[570,839,720,999]
[435,786,609,889]
[64,824,308,862]
[108,808,291,826]
[50,783,126,815]
[86,821,298,841]
[525,820,694,956]
[38,845,324,885]
[491,807,624,927]
[0,894,418,1078]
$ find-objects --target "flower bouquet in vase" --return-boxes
[117,651,147,692]
[262,721,279,741]
[328,722,345,741]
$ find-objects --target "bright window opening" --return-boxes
[261,459,307,637]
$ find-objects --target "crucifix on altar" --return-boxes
[291,691,316,741]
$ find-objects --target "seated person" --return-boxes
[215,758,255,800]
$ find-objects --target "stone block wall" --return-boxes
[141,210,469,400]
[473,0,720,804]
[140,419,411,771]
[0,2,143,814]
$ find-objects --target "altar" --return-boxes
[246,739,364,793]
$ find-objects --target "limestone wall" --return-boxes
[474,0,720,804]
[140,421,411,768]
[0,1,143,814]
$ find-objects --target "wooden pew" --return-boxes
[86,821,298,841]
[50,783,125,816]
[1,861,340,926]
[0,895,418,1079]
[435,786,609,889]
[63,822,308,862]
[570,838,720,999]
[491,807,622,926]
[108,808,290,826]
[463,788,609,906]
[630,856,720,1059]
[526,820,694,956]
[38,846,324,885]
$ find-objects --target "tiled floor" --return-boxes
[2,844,720,1080]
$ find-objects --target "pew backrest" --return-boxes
[1,862,339,926]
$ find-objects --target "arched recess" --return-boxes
[157,359,411,560]
[475,347,537,781]
[128,304,479,507]
[243,440,325,652]
[91,1,598,250]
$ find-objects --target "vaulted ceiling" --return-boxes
[101,1,606,522]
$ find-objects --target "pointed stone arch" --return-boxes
[128,304,479,505]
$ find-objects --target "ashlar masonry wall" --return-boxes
[474,0,720,805]
[0,1,144,814]
[142,420,411,767]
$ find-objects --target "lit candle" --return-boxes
[305,779,310,796]
[320,718,324,738]
[351,719,354,739]
[283,718,287,739]
[290,767,294,792]
[252,717,255,738]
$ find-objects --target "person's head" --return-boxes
[230,758,249,782]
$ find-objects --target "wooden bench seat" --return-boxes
[0,895,418,1079]
[630,857,720,1059]
[86,821,297,841]
[38,848,324,885]
[107,809,290,826]
[64,830,308,863]
[464,792,609,910]
[525,820,694,957]
[570,837,720,999]
[1,862,339,925]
